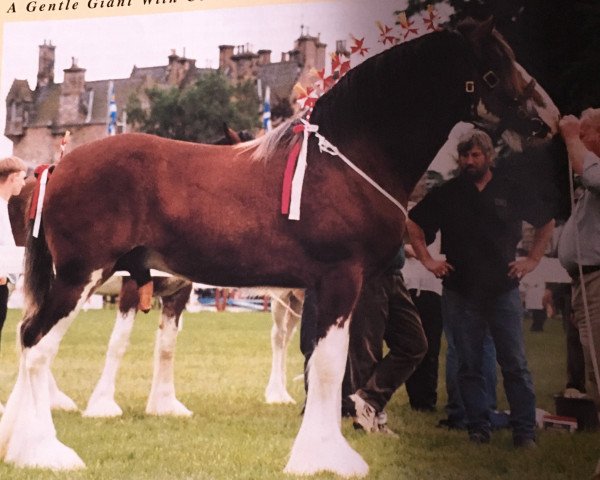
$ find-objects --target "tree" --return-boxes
[126,72,260,143]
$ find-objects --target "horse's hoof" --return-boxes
[82,398,123,418]
[5,436,85,470]
[146,398,192,417]
[265,390,296,405]
[285,431,369,477]
[50,390,78,412]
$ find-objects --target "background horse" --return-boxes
[0,18,558,477]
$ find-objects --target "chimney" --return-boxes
[218,44,236,79]
[166,49,196,86]
[257,49,271,66]
[61,57,86,95]
[37,40,55,88]
[58,57,86,125]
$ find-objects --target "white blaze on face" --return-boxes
[476,99,501,125]
[514,62,560,136]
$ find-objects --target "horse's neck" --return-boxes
[311,34,473,194]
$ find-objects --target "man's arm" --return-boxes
[508,219,555,279]
[559,115,586,175]
[405,219,453,278]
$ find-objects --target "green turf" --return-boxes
[0,308,597,479]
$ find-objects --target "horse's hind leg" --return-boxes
[0,270,103,470]
[146,279,192,416]
[285,269,368,478]
[265,289,303,404]
[84,277,137,417]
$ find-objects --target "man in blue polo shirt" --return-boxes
[406,129,554,448]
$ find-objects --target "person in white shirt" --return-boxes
[0,156,27,339]
[0,155,27,414]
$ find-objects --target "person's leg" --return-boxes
[353,273,426,413]
[0,283,8,351]
[441,297,466,428]
[530,309,546,332]
[573,271,600,410]
[489,288,536,445]
[405,289,442,411]
[443,288,491,442]
[343,276,386,417]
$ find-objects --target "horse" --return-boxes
[0,18,559,477]
[8,127,297,417]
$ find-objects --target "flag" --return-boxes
[262,86,272,131]
[107,80,117,136]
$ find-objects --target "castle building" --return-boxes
[5,31,333,165]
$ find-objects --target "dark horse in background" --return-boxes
[0,18,558,476]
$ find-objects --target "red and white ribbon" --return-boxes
[284,119,408,221]
[288,122,319,220]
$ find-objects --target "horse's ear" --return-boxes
[457,16,496,52]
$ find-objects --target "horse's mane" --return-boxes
[242,20,522,165]
[237,116,300,162]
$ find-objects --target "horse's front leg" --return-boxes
[146,281,192,416]
[265,290,303,404]
[84,278,137,417]
[285,271,368,478]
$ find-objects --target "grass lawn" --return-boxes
[0,308,597,479]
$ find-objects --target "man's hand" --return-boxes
[508,258,540,279]
[0,277,7,286]
[559,115,581,142]
[423,258,454,278]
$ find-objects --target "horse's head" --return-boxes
[458,17,560,151]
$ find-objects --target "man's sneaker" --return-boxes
[376,411,399,437]
[349,394,377,433]
[469,431,491,445]
[514,437,537,449]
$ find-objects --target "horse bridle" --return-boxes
[464,67,550,141]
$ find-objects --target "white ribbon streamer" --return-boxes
[288,122,319,220]
[32,167,50,238]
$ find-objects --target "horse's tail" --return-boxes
[23,220,55,320]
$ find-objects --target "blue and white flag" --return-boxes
[262,86,272,132]
[107,80,117,136]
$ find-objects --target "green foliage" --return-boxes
[126,72,260,143]
[0,309,597,479]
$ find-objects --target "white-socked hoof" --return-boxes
[284,430,368,477]
[5,435,85,470]
[50,389,78,412]
[146,397,192,417]
[82,397,123,418]
[265,386,296,405]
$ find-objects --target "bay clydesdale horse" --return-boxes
[0,18,558,477]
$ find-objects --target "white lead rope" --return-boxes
[288,119,408,221]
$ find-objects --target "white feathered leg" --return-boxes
[145,313,191,416]
[265,291,300,404]
[0,270,101,470]
[83,309,136,417]
[285,320,368,477]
